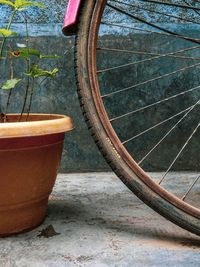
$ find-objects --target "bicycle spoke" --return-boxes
[101,21,177,37]
[159,122,200,185]
[183,0,200,16]
[137,0,200,11]
[110,0,200,25]
[138,99,200,164]
[107,3,200,45]
[101,21,200,43]
[102,61,200,98]
[122,105,195,145]
[97,46,200,73]
[97,47,200,61]
[110,85,200,122]
[182,175,200,201]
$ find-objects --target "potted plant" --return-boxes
[0,0,74,236]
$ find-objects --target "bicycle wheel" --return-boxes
[75,0,200,235]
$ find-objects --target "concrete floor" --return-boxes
[0,172,200,267]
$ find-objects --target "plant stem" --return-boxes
[0,9,17,122]
[0,9,17,59]
[4,46,14,120]
[19,77,29,121]
[19,17,30,122]
[26,77,35,121]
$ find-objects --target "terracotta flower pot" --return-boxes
[0,114,73,236]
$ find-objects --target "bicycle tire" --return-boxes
[75,0,200,235]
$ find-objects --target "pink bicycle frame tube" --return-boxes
[62,0,82,36]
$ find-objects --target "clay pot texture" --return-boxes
[0,114,73,236]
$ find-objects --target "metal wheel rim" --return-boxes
[87,0,200,219]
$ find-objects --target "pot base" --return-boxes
[0,197,48,237]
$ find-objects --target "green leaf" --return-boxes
[26,64,59,78]
[0,28,17,37]
[11,48,40,58]
[23,48,40,56]
[1,78,21,90]
[0,0,15,8]
[14,0,46,10]
[40,55,62,59]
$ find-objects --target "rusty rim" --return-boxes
[87,0,200,218]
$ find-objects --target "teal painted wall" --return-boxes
[1,1,200,171]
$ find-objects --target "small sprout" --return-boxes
[40,55,62,59]
[0,29,17,37]
[1,78,21,90]
[11,48,40,58]
[11,51,21,57]
[0,1,15,8]
[10,48,62,60]
[0,0,46,10]
[14,0,46,10]
[26,64,59,78]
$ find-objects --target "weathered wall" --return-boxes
[0,1,200,172]
[0,1,111,172]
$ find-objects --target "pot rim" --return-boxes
[0,113,74,138]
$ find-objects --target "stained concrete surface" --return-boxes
[0,172,200,267]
